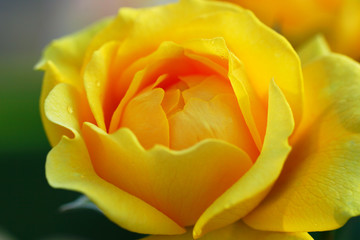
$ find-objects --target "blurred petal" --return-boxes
[59,195,100,212]
[330,0,360,59]
[297,35,330,66]
[83,123,253,227]
[0,227,16,240]
[244,54,360,232]
[143,221,312,240]
[46,135,185,235]
[193,80,294,238]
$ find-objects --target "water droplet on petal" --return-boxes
[67,106,73,114]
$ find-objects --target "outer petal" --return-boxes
[244,54,360,232]
[40,64,74,146]
[193,80,294,238]
[42,82,94,146]
[83,0,239,70]
[82,9,140,67]
[172,8,303,126]
[82,123,253,227]
[46,134,185,235]
[36,18,112,90]
[143,221,312,240]
[44,84,81,134]
[38,19,109,145]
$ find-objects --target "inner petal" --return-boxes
[121,88,169,149]
[168,91,258,159]
[181,75,233,102]
[161,89,181,115]
[108,42,222,133]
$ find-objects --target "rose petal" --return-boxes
[183,37,229,73]
[193,80,294,238]
[40,64,73,146]
[243,54,360,232]
[161,88,182,114]
[43,83,93,145]
[82,123,253,227]
[46,134,185,235]
[36,17,112,90]
[38,19,110,145]
[82,9,140,67]
[169,94,258,158]
[297,35,330,66]
[174,37,265,151]
[108,41,212,133]
[328,0,360,59]
[228,52,265,150]
[142,221,312,240]
[181,75,231,102]
[121,88,169,149]
[84,0,303,126]
[152,1,305,125]
[84,41,119,131]
[183,38,266,151]
[84,0,239,77]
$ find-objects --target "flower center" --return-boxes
[120,73,258,159]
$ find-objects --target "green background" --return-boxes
[0,0,359,239]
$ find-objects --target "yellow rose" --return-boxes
[218,0,360,60]
[37,0,360,239]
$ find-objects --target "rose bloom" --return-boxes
[215,0,360,60]
[37,0,360,239]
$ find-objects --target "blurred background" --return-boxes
[0,0,359,239]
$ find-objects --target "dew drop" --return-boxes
[67,106,74,114]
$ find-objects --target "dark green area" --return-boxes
[0,152,144,240]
